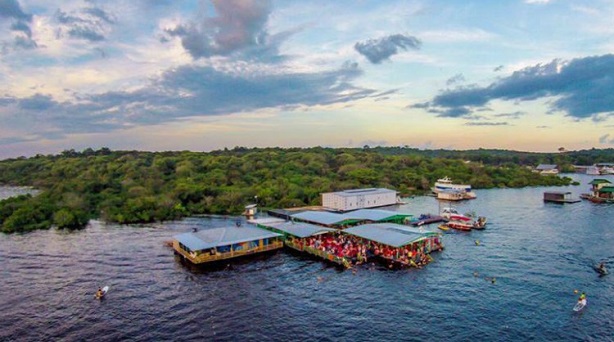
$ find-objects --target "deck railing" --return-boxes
[174,240,283,264]
[285,240,351,268]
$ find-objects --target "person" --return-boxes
[599,262,607,273]
[579,292,586,302]
[95,288,103,298]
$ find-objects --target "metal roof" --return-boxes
[263,221,338,238]
[589,179,612,185]
[599,186,614,193]
[174,226,281,251]
[348,209,412,221]
[291,211,356,226]
[322,188,397,197]
[343,223,438,248]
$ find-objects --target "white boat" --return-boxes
[432,177,476,199]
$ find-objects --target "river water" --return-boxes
[1,174,613,341]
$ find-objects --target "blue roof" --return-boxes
[349,209,412,221]
[291,211,355,226]
[264,221,338,238]
[343,223,439,248]
[174,226,281,251]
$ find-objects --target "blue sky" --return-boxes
[1,0,614,159]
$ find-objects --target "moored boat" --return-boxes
[432,177,477,199]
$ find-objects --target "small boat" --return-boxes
[473,216,487,229]
[573,299,587,312]
[445,219,473,231]
[438,224,450,231]
[95,286,109,300]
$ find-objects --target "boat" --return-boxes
[411,214,445,226]
[573,299,587,312]
[473,216,487,229]
[438,224,450,231]
[440,207,486,231]
[95,286,109,300]
[432,177,477,199]
[445,217,473,231]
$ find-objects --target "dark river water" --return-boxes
[1,174,613,341]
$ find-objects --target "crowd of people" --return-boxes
[288,232,443,268]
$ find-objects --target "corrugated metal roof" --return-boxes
[291,211,355,226]
[322,188,397,198]
[265,221,338,238]
[174,226,281,251]
[349,209,412,221]
[343,223,438,248]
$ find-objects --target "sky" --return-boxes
[1,0,614,159]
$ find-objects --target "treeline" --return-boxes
[0,146,580,233]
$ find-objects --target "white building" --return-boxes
[321,188,398,212]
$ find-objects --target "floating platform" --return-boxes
[543,191,581,204]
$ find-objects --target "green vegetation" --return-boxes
[2,146,607,233]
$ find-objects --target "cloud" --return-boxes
[446,73,465,86]
[0,0,31,21]
[493,111,525,119]
[525,0,552,4]
[598,134,614,144]
[354,34,421,64]
[55,6,115,42]
[464,122,509,126]
[0,0,36,53]
[164,0,274,59]
[0,61,376,139]
[418,54,614,120]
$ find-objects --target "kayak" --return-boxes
[95,286,109,299]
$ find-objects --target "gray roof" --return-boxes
[175,226,281,251]
[291,211,355,226]
[322,188,397,197]
[536,164,558,170]
[264,221,338,238]
[343,223,438,248]
[349,209,412,221]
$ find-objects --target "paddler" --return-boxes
[95,287,103,298]
[598,262,607,274]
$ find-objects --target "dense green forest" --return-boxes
[2,146,609,233]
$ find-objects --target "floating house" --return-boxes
[586,179,614,203]
[321,188,398,212]
[343,223,443,268]
[543,191,580,204]
[173,226,283,265]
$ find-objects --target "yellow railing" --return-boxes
[173,240,283,264]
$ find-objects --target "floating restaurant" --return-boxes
[173,208,441,269]
[343,223,444,267]
[173,225,283,265]
[254,210,441,269]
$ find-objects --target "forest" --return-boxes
[1,146,607,233]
